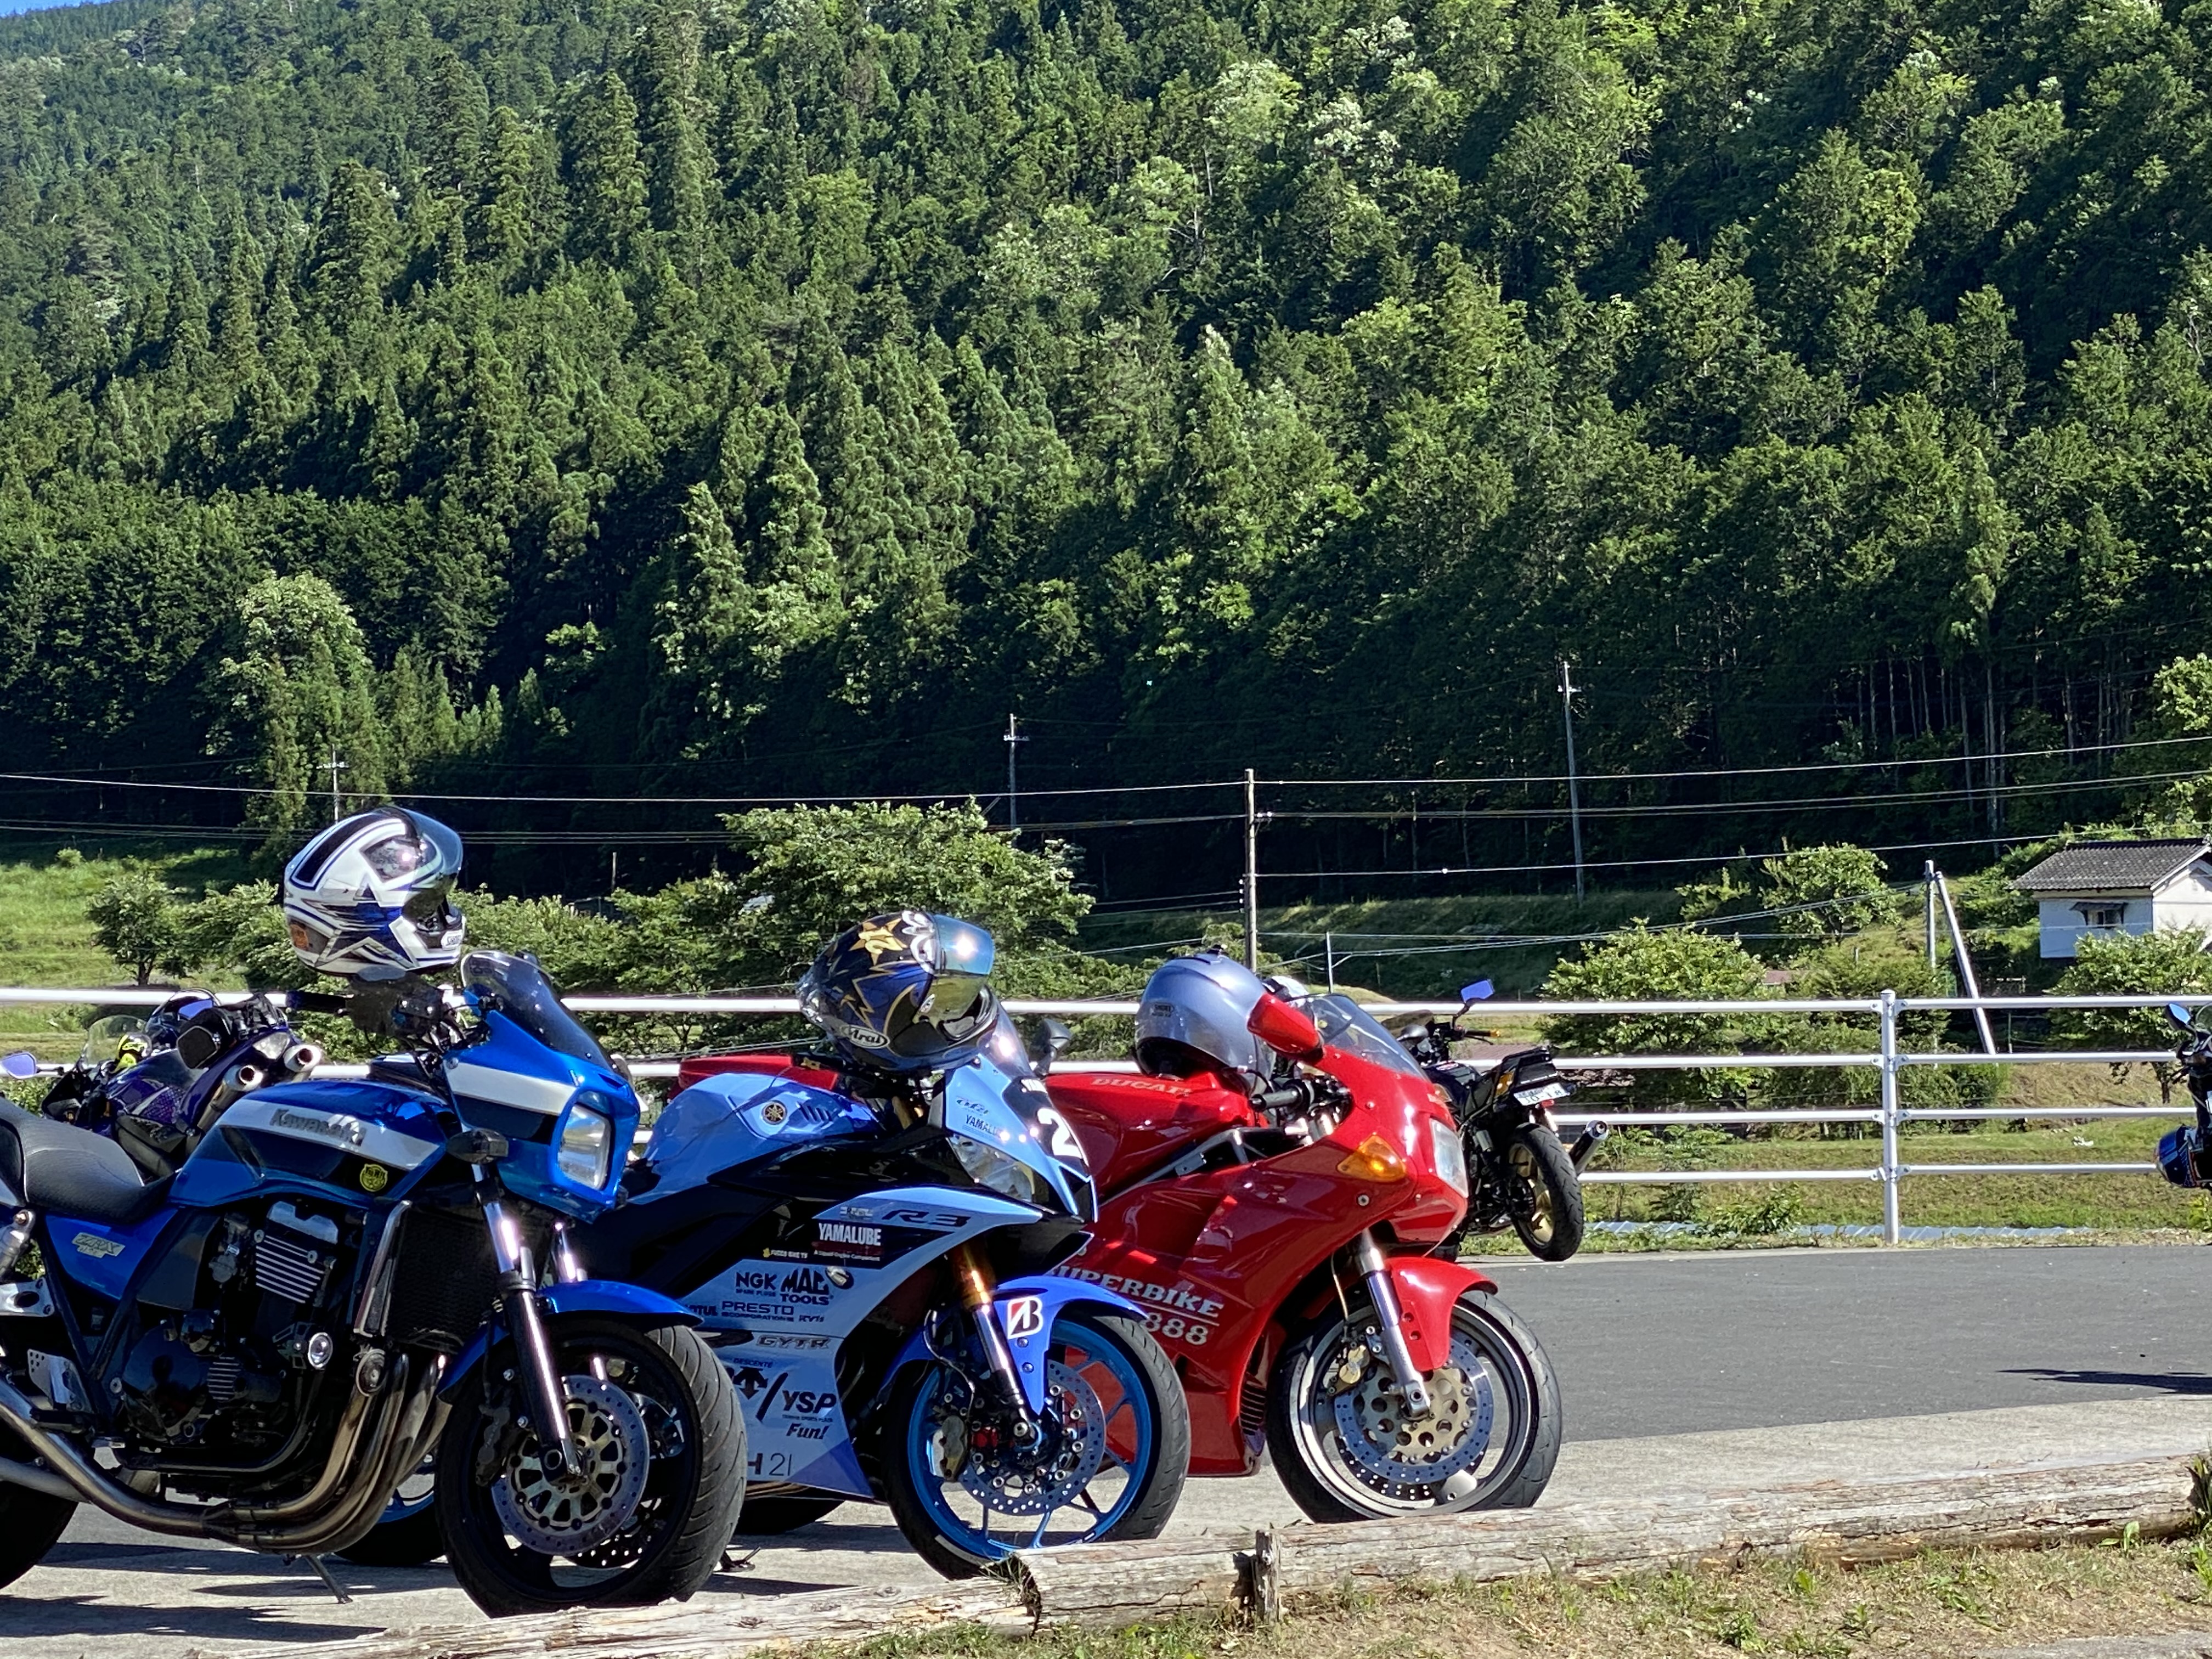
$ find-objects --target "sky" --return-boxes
[0,0,94,14]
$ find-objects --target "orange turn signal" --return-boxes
[1336,1133,1408,1182]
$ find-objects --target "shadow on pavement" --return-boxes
[2004,1367,2212,1394]
[0,1594,371,1644]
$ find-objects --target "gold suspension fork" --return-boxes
[951,1244,1039,1444]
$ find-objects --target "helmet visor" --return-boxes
[889,974,997,1061]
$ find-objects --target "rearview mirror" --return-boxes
[1247,993,1323,1060]
[2169,1002,2197,1032]
[1035,1017,1072,1076]
[1,1051,35,1079]
[1459,980,1495,1005]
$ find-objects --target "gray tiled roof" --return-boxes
[2012,839,2211,894]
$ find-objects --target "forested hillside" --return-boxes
[4,0,2212,894]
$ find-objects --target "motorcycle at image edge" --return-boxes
[1397,979,1609,1263]
[1041,986,1562,1521]
[354,1008,1192,1577]
[2157,1001,2212,1187]
[0,950,747,1615]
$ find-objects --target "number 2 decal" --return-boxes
[1034,1106,1088,1164]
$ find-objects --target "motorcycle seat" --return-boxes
[0,1102,173,1225]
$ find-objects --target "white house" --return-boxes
[2011,839,2212,958]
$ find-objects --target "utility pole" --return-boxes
[610,850,619,894]
[326,749,348,824]
[1924,861,1939,975]
[1243,769,1262,969]
[1559,662,1586,904]
[1324,931,1336,992]
[1003,713,1028,832]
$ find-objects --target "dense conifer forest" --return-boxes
[5,0,2212,896]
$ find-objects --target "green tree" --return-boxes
[571,71,650,266]
[1541,924,1771,1106]
[88,869,187,985]
[2053,929,2212,1104]
[199,574,386,842]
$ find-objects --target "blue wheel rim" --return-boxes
[903,1317,1153,1560]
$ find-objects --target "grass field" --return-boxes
[0,847,252,1060]
[854,1537,2212,1659]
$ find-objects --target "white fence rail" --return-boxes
[4,986,2202,1246]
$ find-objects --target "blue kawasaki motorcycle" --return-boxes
[0,951,746,1615]
[575,1015,1191,1577]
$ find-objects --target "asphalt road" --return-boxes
[1482,1243,2212,1439]
[10,1244,2212,1658]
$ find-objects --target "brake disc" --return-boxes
[491,1374,652,1557]
[1329,1330,1494,1490]
[954,1359,1108,1517]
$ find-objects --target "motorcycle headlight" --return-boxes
[951,1137,1043,1206]
[557,1106,613,1188]
[1430,1118,1469,1197]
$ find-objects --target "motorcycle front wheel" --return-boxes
[882,1308,1189,1579]
[1267,1290,1560,1522]
[1503,1125,1585,1261]
[436,1317,747,1617]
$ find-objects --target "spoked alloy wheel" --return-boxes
[1268,1291,1560,1522]
[1503,1126,1585,1261]
[436,1318,746,1616]
[883,1308,1188,1578]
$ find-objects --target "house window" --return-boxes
[2076,903,2126,929]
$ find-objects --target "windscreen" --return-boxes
[1293,992,1426,1078]
[461,950,611,1069]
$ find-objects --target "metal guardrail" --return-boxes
[4,986,2201,1246]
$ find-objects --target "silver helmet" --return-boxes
[1135,951,1270,1081]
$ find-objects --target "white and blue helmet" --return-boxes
[282,808,466,978]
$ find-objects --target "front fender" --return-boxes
[1385,1255,1494,1374]
[440,1280,699,1399]
[889,1274,1146,1416]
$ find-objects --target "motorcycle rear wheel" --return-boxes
[1503,1125,1584,1261]
[335,1456,443,1566]
[437,1318,746,1617]
[1267,1290,1560,1522]
[0,1426,75,1590]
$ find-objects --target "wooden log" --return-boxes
[1017,1455,2203,1629]
[218,1578,1031,1659]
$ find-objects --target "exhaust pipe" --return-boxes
[0,1350,437,1555]
[280,1043,325,1076]
[225,1062,267,1094]
[0,1373,218,1536]
[1568,1121,1610,1170]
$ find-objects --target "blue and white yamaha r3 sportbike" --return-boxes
[581,1019,1192,1577]
[0,951,745,1616]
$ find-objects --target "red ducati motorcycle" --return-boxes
[1045,990,1561,1520]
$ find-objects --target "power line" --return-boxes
[1255,831,2055,883]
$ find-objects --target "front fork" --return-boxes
[1353,1231,1433,1414]
[477,1173,580,1477]
[950,1244,1040,1444]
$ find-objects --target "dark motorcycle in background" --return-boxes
[1398,981,1607,1263]
[2158,1002,2212,1187]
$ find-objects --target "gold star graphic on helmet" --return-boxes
[855,918,905,963]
